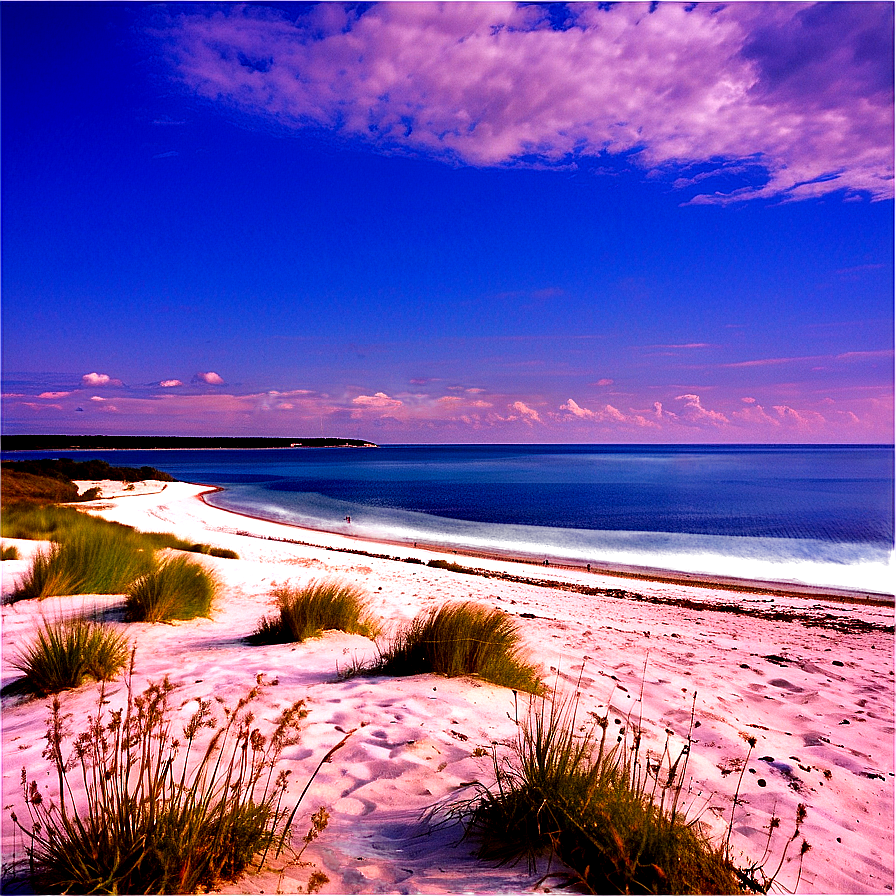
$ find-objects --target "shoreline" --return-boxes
[196,485,894,606]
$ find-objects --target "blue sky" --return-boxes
[2,1,893,443]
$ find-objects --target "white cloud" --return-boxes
[675,394,730,426]
[352,392,403,410]
[160,379,183,388]
[510,400,542,424]
[160,2,893,203]
[82,372,122,387]
[194,371,225,385]
[561,398,595,419]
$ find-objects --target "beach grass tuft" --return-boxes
[1,502,197,551]
[125,555,218,622]
[10,528,158,602]
[453,690,743,894]
[248,578,380,644]
[1,543,20,560]
[9,670,335,894]
[12,617,130,696]
[361,601,541,693]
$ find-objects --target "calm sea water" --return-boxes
[5,444,894,592]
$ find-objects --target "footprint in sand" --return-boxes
[768,678,805,693]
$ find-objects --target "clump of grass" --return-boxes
[125,555,218,623]
[10,528,158,602]
[9,670,342,894]
[1,543,20,560]
[249,578,380,644]
[360,601,541,693]
[11,617,130,696]
[189,543,240,559]
[452,691,743,894]
[1,502,194,552]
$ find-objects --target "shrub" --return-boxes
[1,543,20,560]
[453,692,743,894]
[9,672,341,894]
[125,555,218,623]
[427,558,467,573]
[10,528,158,602]
[11,618,130,695]
[361,601,541,693]
[249,579,379,645]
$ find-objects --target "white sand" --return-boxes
[2,481,893,894]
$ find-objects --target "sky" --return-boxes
[1,1,893,444]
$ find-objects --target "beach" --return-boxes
[2,480,894,894]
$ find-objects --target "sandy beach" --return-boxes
[2,480,893,894]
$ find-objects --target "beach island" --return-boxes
[2,478,893,894]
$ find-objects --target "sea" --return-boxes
[4,444,894,594]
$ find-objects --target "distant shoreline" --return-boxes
[1,436,378,451]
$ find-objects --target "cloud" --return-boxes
[193,371,225,385]
[594,379,614,387]
[561,398,595,419]
[157,2,893,203]
[675,393,730,426]
[352,392,403,410]
[509,400,542,424]
[773,404,826,428]
[159,379,183,388]
[38,391,72,399]
[82,372,122,387]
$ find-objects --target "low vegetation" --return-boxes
[11,617,130,696]
[2,505,237,604]
[249,579,380,644]
[1,543,20,560]
[125,555,218,623]
[1,458,172,507]
[449,689,810,895]
[9,671,338,894]
[10,528,159,602]
[1,502,192,551]
[189,542,239,559]
[359,601,541,693]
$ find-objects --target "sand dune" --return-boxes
[2,481,893,894]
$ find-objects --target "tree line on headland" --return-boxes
[2,435,379,451]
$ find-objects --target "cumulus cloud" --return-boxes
[193,371,225,385]
[159,379,183,388]
[82,372,122,387]
[157,2,893,202]
[510,400,542,424]
[39,391,72,399]
[561,398,595,419]
[675,394,730,426]
[352,392,403,410]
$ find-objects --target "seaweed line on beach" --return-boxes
[215,527,893,636]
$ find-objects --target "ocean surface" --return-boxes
[5,444,894,593]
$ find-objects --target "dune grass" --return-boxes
[125,555,218,623]
[249,579,380,645]
[360,601,541,693]
[453,690,743,894]
[10,529,159,602]
[10,671,337,894]
[11,617,130,696]
[189,542,240,559]
[1,543,20,560]
[1,502,195,552]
